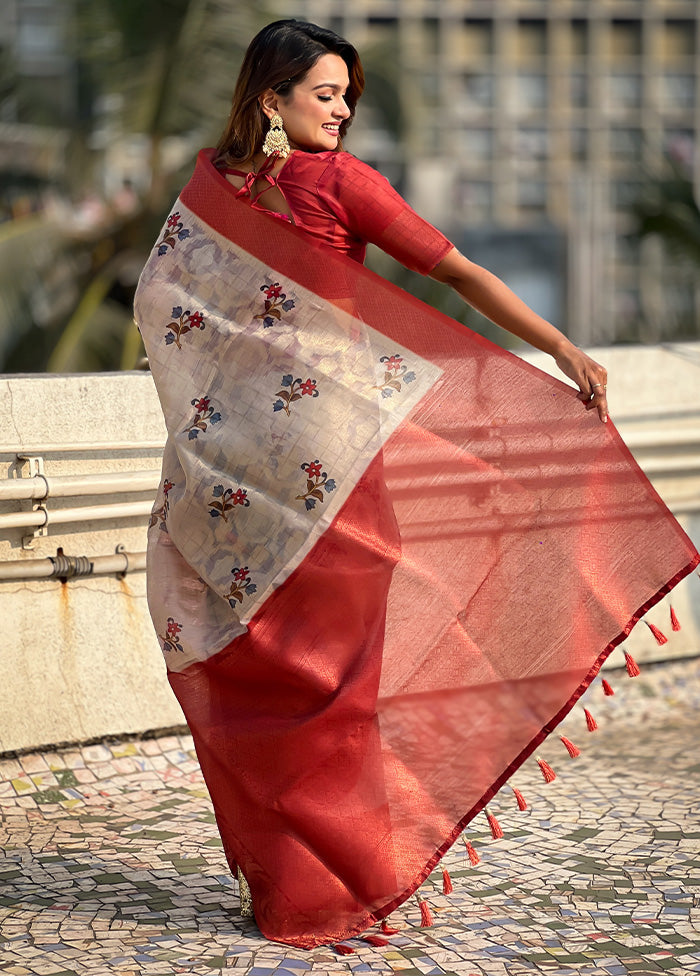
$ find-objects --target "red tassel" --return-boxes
[417,897,433,927]
[537,757,557,782]
[560,735,581,758]
[512,787,528,810]
[486,811,503,839]
[465,840,480,865]
[380,919,400,935]
[362,934,389,947]
[624,650,641,677]
[584,707,598,731]
[602,678,615,696]
[645,620,668,645]
[442,867,453,894]
[333,944,355,955]
[670,606,681,632]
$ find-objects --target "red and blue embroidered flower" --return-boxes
[159,616,184,653]
[296,460,336,511]
[374,354,416,398]
[209,484,250,521]
[149,478,174,531]
[273,374,319,415]
[255,281,295,328]
[165,307,206,349]
[157,212,190,255]
[226,566,257,607]
[183,395,222,440]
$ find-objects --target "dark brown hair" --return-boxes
[214,19,365,165]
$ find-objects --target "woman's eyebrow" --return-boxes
[311,82,346,91]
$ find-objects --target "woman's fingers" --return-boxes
[582,377,608,423]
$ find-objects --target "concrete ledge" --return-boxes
[1,346,698,753]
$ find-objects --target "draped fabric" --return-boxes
[134,150,699,949]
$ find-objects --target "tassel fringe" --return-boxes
[465,839,480,864]
[584,707,598,731]
[670,606,681,632]
[380,919,400,935]
[645,620,668,645]
[537,757,557,782]
[602,678,615,696]
[362,934,389,947]
[624,650,641,677]
[512,787,528,810]
[417,896,433,927]
[560,735,581,758]
[486,810,504,839]
[442,868,453,894]
[334,943,355,955]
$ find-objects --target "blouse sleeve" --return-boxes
[316,154,454,274]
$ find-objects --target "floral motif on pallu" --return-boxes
[273,375,319,415]
[373,354,416,398]
[255,281,296,328]
[296,461,337,511]
[159,617,184,653]
[208,484,250,521]
[157,212,191,255]
[133,200,444,672]
[164,307,205,349]
[183,396,222,439]
[225,566,257,608]
[149,478,174,531]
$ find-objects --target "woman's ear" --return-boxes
[259,90,279,120]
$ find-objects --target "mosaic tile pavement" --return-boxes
[1,657,699,976]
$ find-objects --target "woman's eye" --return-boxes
[318,95,332,102]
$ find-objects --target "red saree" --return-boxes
[134,149,699,949]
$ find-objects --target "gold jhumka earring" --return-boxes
[262,113,290,158]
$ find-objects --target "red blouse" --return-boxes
[217,149,453,275]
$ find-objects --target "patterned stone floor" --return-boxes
[1,658,699,976]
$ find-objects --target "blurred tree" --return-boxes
[631,159,700,267]
[2,0,270,373]
[628,157,700,340]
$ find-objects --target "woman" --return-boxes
[134,20,698,950]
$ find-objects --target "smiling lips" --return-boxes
[323,123,340,133]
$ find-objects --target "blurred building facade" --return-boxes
[289,0,700,345]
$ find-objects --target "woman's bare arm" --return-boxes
[430,247,608,422]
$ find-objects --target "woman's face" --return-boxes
[271,53,351,152]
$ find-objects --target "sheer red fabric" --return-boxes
[136,150,699,950]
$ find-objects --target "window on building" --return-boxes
[610,128,643,160]
[607,73,642,110]
[460,18,494,59]
[610,20,642,59]
[662,20,696,61]
[457,180,493,223]
[460,73,494,112]
[517,180,547,209]
[516,20,548,60]
[460,128,493,162]
[660,75,695,111]
[513,73,548,113]
[516,128,549,161]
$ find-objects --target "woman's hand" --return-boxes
[552,343,608,423]
[430,249,609,423]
